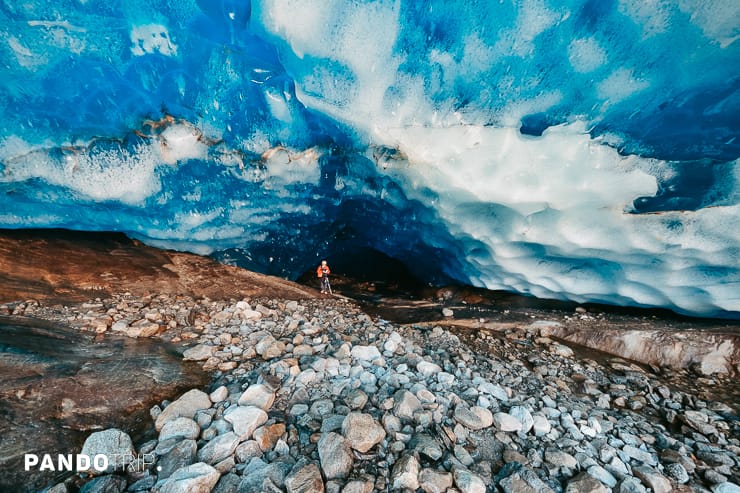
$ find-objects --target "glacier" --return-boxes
[0,0,738,318]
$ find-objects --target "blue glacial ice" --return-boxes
[0,0,738,317]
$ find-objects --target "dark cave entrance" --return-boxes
[296,246,427,297]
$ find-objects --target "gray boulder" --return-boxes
[158,462,220,493]
[391,454,420,490]
[155,390,212,431]
[224,405,268,440]
[284,462,324,493]
[157,439,197,480]
[182,344,215,361]
[318,432,353,480]
[342,413,386,453]
[197,432,239,465]
[80,428,135,474]
[159,417,200,442]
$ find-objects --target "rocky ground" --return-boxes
[0,229,316,303]
[5,292,738,493]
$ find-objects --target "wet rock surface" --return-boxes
[0,317,208,493]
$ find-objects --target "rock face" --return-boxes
[0,229,317,304]
[539,325,740,375]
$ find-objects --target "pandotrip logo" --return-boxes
[24,453,155,473]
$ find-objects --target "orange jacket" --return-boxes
[317,265,330,277]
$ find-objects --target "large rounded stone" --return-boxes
[509,406,534,434]
[209,386,228,403]
[196,431,239,465]
[158,462,220,493]
[498,466,555,493]
[345,389,368,410]
[633,466,672,493]
[493,412,523,432]
[237,384,275,411]
[255,335,285,360]
[80,428,135,474]
[182,344,215,361]
[155,390,212,431]
[224,405,268,440]
[532,414,552,436]
[664,463,689,484]
[454,405,493,430]
[351,345,382,361]
[544,449,578,469]
[157,439,197,480]
[416,361,442,377]
[411,434,443,461]
[342,413,386,453]
[159,417,200,442]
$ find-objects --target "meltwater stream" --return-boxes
[0,317,208,493]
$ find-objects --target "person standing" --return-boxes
[316,259,331,294]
